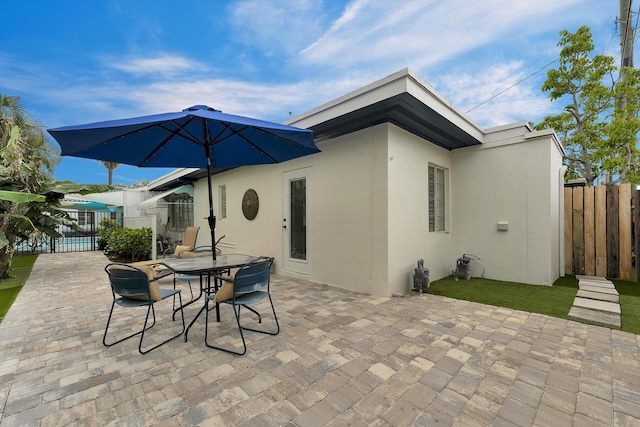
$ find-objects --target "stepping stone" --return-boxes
[578,284,619,295]
[576,275,612,282]
[573,297,620,314]
[568,306,621,328]
[576,290,619,303]
[578,279,615,289]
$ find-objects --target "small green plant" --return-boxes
[97,218,122,250]
[106,227,152,262]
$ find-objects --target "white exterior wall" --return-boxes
[450,129,563,285]
[191,122,563,295]
[387,125,454,292]
[192,125,390,296]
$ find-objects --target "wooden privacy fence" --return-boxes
[564,183,636,280]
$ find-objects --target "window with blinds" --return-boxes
[428,164,446,232]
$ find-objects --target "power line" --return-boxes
[464,58,558,114]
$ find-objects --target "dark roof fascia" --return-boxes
[309,92,481,150]
[150,167,234,192]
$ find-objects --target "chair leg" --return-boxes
[172,275,198,321]
[240,295,280,336]
[204,296,279,355]
[139,292,186,354]
[204,299,247,355]
[103,301,155,348]
[241,305,262,323]
[103,294,186,354]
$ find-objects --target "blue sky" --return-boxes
[0,0,624,186]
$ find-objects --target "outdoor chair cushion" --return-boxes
[174,245,191,258]
[213,271,237,303]
[213,281,234,303]
[178,250,212,258]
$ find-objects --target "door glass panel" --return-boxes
[290,178,306,260]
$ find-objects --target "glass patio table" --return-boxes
[162,254,260,341]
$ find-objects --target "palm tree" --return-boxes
[0,94,59,277]
[99,161,120,185]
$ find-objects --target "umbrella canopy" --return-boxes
[48,105,319,258]
[60,197,120,212]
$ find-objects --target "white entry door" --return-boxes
[283,168,312,275]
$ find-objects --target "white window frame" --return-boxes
[428,164,447,232]
[77,211,88,226]
[168,201,193,231]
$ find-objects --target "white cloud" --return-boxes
[434,61,554,128]
[106,55,205,76]
[227,0,326,55]
[299,0,591,73]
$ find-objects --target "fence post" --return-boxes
[584,186,595,276]
[564,188,573,275]
[595,186,608,277]
[619,183,632,279]
[572,187,585,275]
[607,185,619,278]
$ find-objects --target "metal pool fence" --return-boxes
[15,211,123,255]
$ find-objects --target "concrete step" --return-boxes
[568,306,621,328]
[578,279,616,289]
[576,275,612,281]
[573,297,620,314]
[578,284,619,295]
[576,289,619,303]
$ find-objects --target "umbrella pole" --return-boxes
[205,148,217,261]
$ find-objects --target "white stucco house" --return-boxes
[150,68,565,297]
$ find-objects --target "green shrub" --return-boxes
[105,227,152,262]
[97,218,122,250]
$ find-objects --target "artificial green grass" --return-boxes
[611,278,640,334]
[429,274,640,335]
[0,254,38,323]
[428,276,577,319]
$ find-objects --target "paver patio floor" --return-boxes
[1,252,639,426]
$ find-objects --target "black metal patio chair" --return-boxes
[205,256,279,355]
[103,263,185,354]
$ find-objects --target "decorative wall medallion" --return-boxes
[242,189,259,220]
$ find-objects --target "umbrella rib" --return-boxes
[208,124,280,163]
[235,130,279,162]
[215,125,318,162]
[137,118,204,165]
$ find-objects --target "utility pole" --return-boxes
[620,0,634,67]
[617,0,636,184]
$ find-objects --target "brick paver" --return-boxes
[0,252,639,426]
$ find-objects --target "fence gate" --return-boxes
[564,183,636,280]
[15,211,123,255]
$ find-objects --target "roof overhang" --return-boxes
[288,68,484,150]
[138,184,194,210]
[147,167,234,192]
[308,92,481,149]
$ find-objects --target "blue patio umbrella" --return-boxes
[48,105,319,259]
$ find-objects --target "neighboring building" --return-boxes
[150,68,565,297]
